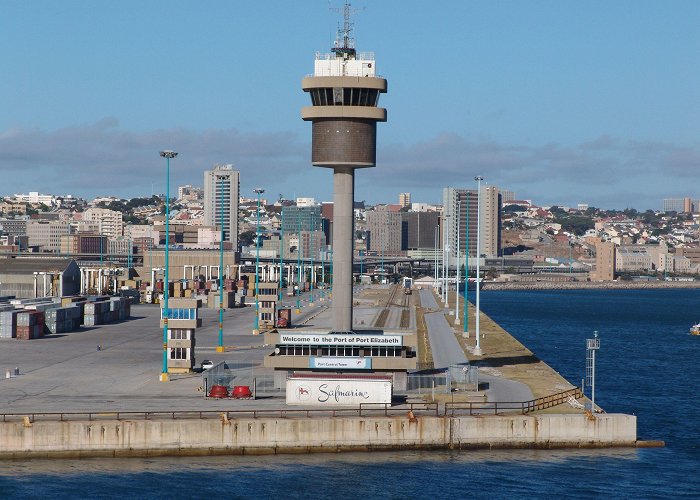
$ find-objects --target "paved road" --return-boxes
[418,288,533,403]
[418,288,438,309]
[424,311,468,369]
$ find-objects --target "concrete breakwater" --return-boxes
[484,280,700,291]
[0,413,637,458]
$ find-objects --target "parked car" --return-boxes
[201,360,214,371]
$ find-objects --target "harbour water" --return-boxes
[1,289,698,498]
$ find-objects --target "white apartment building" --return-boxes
[12,192,56,206]
[83,207,124,238]
[203,164,240,248]
[443,186,501,260]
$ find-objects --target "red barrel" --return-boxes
[208,385,229,398]
[231,386,252,398]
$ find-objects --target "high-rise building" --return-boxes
[399,193,411,208]
[443,186,501,260]
[366,206,402,255]
[663,198,685,213]
[402,211,440,250]
[499,190,515,203]
[281,205,324,260]
[203,165,239,248]
[684,197,694,214]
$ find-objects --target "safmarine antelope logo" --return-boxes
[297,385,311,401]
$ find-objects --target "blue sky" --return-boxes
[0,0,698,209]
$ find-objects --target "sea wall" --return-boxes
[0,413,637,458]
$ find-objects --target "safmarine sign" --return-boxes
[279,333,402,346]
[309,357,372,369]
[286,377,392,406]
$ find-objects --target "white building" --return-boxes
[296,197,318,207]
[13,192,55,206]
[83,207,124,238]
[443,186,501,259]
[203,164,240,248]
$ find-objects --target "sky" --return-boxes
[0,0,698,210]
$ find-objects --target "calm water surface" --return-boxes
[2,289,698,499]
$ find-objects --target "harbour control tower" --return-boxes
[301,5,387,333]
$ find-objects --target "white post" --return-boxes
[474,176,483,356]
[434,227,438,292]
[592,345,596,411]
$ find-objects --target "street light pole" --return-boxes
[279,206,284,303]
[253,188,265,335]
[474,176,483,356]
[455,200,461,325]
[216,175,226,351]
[434,226,438,293]
[309,210,315,303]
[159,150,177,382]
[296,210,301,312]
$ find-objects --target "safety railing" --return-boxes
[0,402,440,423]
[0,389,582,423]
[445,387,584,416]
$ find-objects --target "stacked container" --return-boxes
[16,311,44,339]
[108,297,131,321]
[83,300,111,326]
[44,305,81,334]
[0,310,20,338]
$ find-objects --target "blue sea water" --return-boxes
[2,289,699,499]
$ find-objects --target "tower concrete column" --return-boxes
[332,167,355,332]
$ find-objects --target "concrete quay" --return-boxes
[0,413,637,459]
[0,284,641,457]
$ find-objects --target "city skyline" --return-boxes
[1,1,698,209]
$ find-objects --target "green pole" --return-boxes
[279,207,284,302]
[159,150,177,382]
[321,246,325,298]
[296,209,301,311]
[254,188,264,334]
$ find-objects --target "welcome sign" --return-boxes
[279,333,403,346]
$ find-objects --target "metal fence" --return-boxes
[202,362,283,397]
[406,364,478,395]
[0,389,584,423]
[444,387,584,416]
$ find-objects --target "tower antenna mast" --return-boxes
[330,1,363,57]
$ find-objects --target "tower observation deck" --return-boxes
[301,5,387,333]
